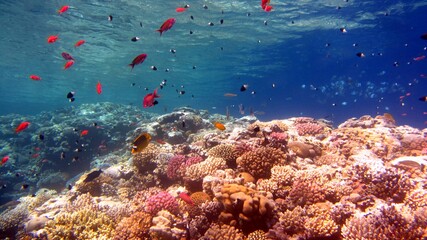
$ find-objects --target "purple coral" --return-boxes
[145,191,179,215]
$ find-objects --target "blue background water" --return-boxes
[0,0,426,128]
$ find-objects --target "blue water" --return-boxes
[0,0,426,127]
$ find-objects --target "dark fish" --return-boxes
[170,49,176,54]
[190,30,193,34]
[419,96,427,102]
[151,66,157,71]
[140,22,142,27]
[69,98,75,102]
[39,134,45,140]
[131,133,152,154]
[220,19,224,24]
[67,184,72,190]
[61,52,74,61]
[190,15,194,20]
[421,33,427,40]
[208,22,214,26]
[21,184,29,190]
[356,52,365,58]
[178,90,185,95]
[66,92,74,99]
[93,122,97,127]
[131,37,140,42]
[240,84,248,92]
[253,126,260,133]
[60,152,66,160]
[83,169,103,183]
[108,15,113,21]
[182,121,186,128]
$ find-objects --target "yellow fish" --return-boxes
[131,132,152,154]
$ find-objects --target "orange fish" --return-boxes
[64,60,74,70]
[47,35,59,43]
[213,122,226,131]
[29,75,41,81]
[16,121,30,133]
[1,156,9,166]
[80,130,89,136]
[224,93,237,97]
[75,40,85,48]
[176,7,186,12]
[58,5,69,14]
[96,81,102,95]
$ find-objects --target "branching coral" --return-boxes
[341,205,425,240]
[185,156,227,182]
[201,223,244,240]
[236,147,286,179]
[166,154,187,180]
[288,173,326,207]
[43,208,115,239]
[208,144,238,167]
[295,122,325,136]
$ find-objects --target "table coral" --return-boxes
[236,147,286,179]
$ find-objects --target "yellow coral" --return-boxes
[208,144,237,166]
[248,230,267,240]
[44,209,115,239]
[185,156,227,181]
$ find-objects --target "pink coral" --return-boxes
[296,122,324,136]
[145,191,179,215]
[166,155,187,180]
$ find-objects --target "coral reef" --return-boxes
[2,107,427,240]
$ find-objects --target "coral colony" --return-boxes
[1,104,427,239]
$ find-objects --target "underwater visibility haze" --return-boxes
[1,0,427,239]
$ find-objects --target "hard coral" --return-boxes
[190,191,211,206]
[149,210,187,240]
[145,191,179,215]
[44,208,115,239]
[185,156,227,182]
[217,184,275,232]
[208,144,237,167]
[341,205,425,240]
[296,122,324,136]
[166,154,187,180]
[132,144,159,173]
[236,147,286,179]
[201,223,244,240]
[288,172,327,207]
[288,141,321,159]
[114,211,152,240]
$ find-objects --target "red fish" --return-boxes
[156,18,176,36]
[61,52,74,61]
[129,53,147,70]
[15,121,30,133]
[143,88,160,108]
[80,130,89,136]
[47,35,59,43]
[264,5,273,12]
[96,81,102,95]
[176,7,186,12]
[1,156,9,166]
[178,192,194,205]
[413,55,426,61]
[261,0,270,9]
[58,5,69,14]
[29,75,41,81]
[64,60,74,70]
[75,40,85,48]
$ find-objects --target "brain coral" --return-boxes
[114,211,152,240]
[236,147,286,179]
[145,191,179,215]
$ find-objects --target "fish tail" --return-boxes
[156,29,163,36]
[129,64,134,70]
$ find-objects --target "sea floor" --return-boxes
[0,103,426,239]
